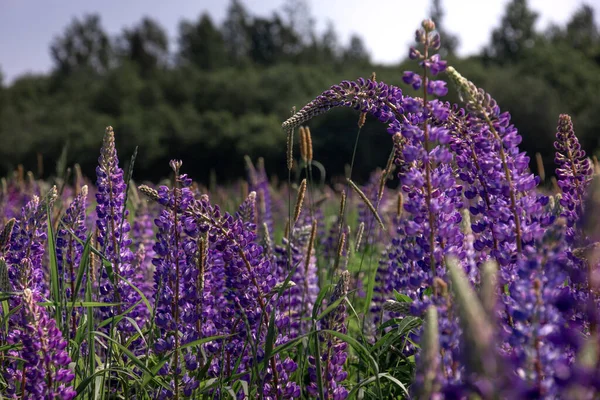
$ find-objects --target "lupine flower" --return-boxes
[95,127,146,330]
[6,187,57,295]
[3,288,76,399]
[57,186,88,301]
[149,161,200,398]
[554,114,593,240]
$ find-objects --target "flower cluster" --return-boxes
[3,289,76,399]
[95,127,146,332]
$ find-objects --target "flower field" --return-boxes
[1,19,600,399]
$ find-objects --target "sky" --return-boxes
[0,0,598,83]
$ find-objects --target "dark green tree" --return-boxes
[178,13,226,70]
[50,14,112,74]
[117,17,169,74]
[319,21,340,64]
[565,5,599,58]
[430,0,459,56]
[222,0,251,65]
[342,35,370,66]
[248,14,301,65]
[485,0,538,63]
[281,0,315,44]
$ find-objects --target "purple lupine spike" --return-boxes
[237,191,258,230]
[447,67,551,269]
[95,127,145,332]
[282,78,403,133]
[3,288,76,399]
[6,187,57,295]
[57,186,88,302]
[176,191,301,397]
[307,271,350,399]
[95,126,133,266]
[150,162,200,397]
[554,114,593,240]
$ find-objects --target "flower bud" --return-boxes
[422,19,436,32]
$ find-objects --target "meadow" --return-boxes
[1,19,600,399]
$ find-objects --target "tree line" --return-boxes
[0,0,598,183]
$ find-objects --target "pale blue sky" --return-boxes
[0,0,597,83]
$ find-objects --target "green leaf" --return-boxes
[393,290,413,303]
[47,206,62,322]
[262,304,278,372]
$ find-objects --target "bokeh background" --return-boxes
[0,0,599,183]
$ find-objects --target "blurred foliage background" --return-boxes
[0,0,599,183]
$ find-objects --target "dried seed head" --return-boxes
[244,155,258,186]
[338,191,346,220]
[240,180,249,200]
[333,232,347,273]
[293,179,307,224]
[337,232,346,259]
[0,218,16,253]
[263,222,273,257]
[535,152,545,182]
[283,219,290,240]
[44,186,58,209]
[257,187,267,215]
[383,299,411,315]
[74,163,83,189]
[347,178,385,230]
[305,126,313,163]
[397,192,404,219]
[286,128,294,171]
[433,277,448,298]
[196,237,207,294]
[27,171,35,188]
[138,185,160,202]
[133,243,146,270]
[305,219,317,273]
[299,126,308,162]
[551,176,560,193]
[358,111,367,128]
[17,164,24,184]
[0,257,10,292]
[355,222,365,252]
